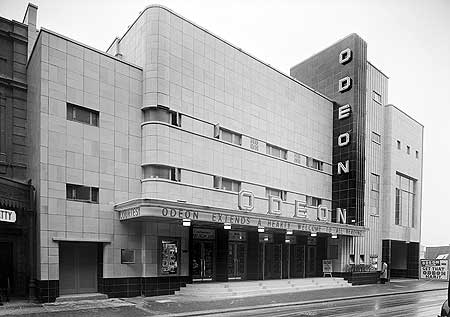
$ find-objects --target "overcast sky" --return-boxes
[1,0,449,247]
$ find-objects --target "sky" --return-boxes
[1,0,449,247]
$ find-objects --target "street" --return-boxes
[0,281,447,317]
[214,290,447,317]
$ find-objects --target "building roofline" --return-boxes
[290,33,362,71]
[110,4,333,103]
[0,15,28,28]
[385,104,424,127]
[367,61,389,79]
[27,27,143,70]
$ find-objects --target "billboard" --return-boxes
[420,259,449,280]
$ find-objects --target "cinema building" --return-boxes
[19,4,423,301]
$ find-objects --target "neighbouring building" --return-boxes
[0,6,36,299]
[425,246,450,260]
[5,4,424,301]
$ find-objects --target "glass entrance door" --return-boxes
[192,240,214,281]
[306,246,317,277]
[291,245,306,278]
[264,244,282,279]
[228,242,247,279]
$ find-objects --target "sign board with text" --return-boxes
[117,205,366,237]
[0,209,16,223]
[420,259,449,280]
[323,259,333,277]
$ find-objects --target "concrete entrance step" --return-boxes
[177,278,351,298]
[55,293,108,302]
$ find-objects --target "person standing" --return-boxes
[380,261,388,284]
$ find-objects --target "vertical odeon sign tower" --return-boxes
[291,34,367,226]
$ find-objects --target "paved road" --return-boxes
[213,289,447,317]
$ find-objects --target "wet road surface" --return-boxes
[214,289,447,317]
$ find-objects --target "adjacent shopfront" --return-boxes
[0,177,35,298]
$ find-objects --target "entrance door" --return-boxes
[0,242,13,294]
[59,242,98,295]
[291,245,306,278]
[228,242,247,279]
[264,244,282,279]
[192,240,214,281]
[306,246,317,277]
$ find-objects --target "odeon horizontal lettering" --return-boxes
[161,207,199,220]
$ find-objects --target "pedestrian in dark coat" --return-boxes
[380,261,388,284]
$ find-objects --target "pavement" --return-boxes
[0,279,447,316]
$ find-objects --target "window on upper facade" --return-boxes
[0,95,6,156]
[143,106,181,127]
[266,143,287,160]
[266,187,287,201]
[395,173,416,227]
[370,173,380,215]
[372,91,382,104]
[213,176,241,192]
[67,103,99,127]
[218,128,242,146]
[66,183,99,203]
[143,165,181,181]
[415,150,419,159]
[371,132,381,144]
[397,140,401,150]
[307,196,322,207]
[407,146,410,154]
[307,157,324,171]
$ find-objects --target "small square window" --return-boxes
[372,91,382,104]
[121,249,135,264]
[371,132,381,144]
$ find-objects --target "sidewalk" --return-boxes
[0,279,447,316]
[136,279,448,316]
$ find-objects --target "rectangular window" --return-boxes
[160,239,179,275]
[360,254,365,264]
[415,150,419,159]
[372,91,382,104]
[66,184,99,203]
[307,196,322,207]
[214,176,241,192]
[219,128,241,145]
[143,165,181,181]
[397,140,401,150]
[371,132,381,144]
[307,157,324,171]
[407,146,410,154]
[266,187,287,201]
[0,96,6,157]
[395,173,416,227]
[67,103,99,126]
[370,173,380,215]
[143,107,181,127]
[266,143,287,160]
[395,188,401,225]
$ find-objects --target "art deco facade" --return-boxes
[0,4,424,301]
